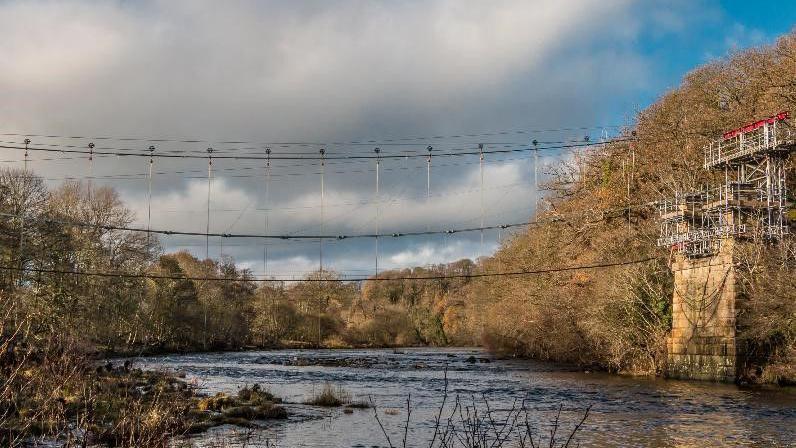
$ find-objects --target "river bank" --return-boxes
[0,356,292,447]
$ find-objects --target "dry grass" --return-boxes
[304,383,351,407]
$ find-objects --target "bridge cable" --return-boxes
[0,200,657,241]
[0,257,657,283]
[0,137,600,158]
[0,138,635,161]
[0,124,624,150]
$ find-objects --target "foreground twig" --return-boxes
[369,395,394,448]
[369,369,590,448]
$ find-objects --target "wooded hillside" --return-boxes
[424,31,796,382]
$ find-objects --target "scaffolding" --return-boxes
[659,112,794,257]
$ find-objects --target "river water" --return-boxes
[135,348,796,447]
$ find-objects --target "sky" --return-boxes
[1,0,795,279]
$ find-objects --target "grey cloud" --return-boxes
[0,0,701,277]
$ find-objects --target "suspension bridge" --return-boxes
[0,124,642,282]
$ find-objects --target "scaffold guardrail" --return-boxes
[704,112,793,168]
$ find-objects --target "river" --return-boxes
[134,347,796,447]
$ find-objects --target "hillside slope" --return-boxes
[364,31,796,382]
[460,31,796,381]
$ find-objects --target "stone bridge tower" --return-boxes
[657,112,794,381]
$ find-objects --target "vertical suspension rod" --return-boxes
[87,143,95,201]
[264,147,271,277]
[426,146,433,267]
[147,145,155,250]
[319,148,325,273]
[23,138,29,172]
[206,148,213,260]
[86,143,97,305]
[375,147,381,277]
[203,148,212,350]
[426,146,432,227]
[18,138,31,286]
[532,139,539,213]
[479,143,485,259]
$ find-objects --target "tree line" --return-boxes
[0,174,470,353]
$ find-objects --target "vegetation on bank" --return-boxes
[0,293,286,446]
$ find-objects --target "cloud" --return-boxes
[388,239,491,269]
[124,156,532,233]
[0,0,704,277]
[0,2,127,88]
[0,0,643,138]
[723,23,767,51]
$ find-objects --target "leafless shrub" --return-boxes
[370,369,591,448]
[0,293,194,447]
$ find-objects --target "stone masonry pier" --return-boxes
[667,241,737,382]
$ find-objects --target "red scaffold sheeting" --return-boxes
[722,111,789,140]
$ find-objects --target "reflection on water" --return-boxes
[135,348,796,447]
